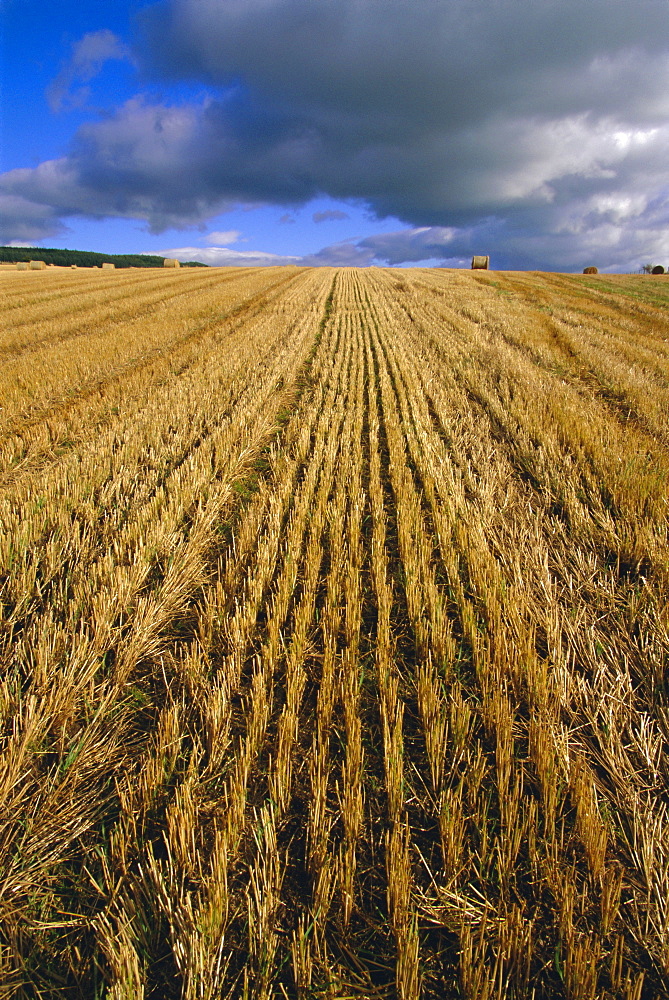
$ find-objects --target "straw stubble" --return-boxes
[1,264,668,998]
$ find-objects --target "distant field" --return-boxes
[1,265,669,999]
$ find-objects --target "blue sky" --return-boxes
[2,0,669,270]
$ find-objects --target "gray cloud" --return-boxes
[313,209,350,223]
[300,240,376,267]
[0,98,239,241]
[162,208,669,271]
[0,193,69,245]
[297,227,465,267]
[4,0,669,267]
[358,227,463,266]
[47,30,132,112]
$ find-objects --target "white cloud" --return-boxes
[161,245,300,266]
[205,230,242,245]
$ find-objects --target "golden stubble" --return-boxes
[1,265,668,998]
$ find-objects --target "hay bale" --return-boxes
[652,265,665,275]
[163,258,180,268]
[29,260,46,270]
[471,255,489,270]
[583,266,598,274]
[16,262,29,270]
[71,265,77,269]
[101,262,115,270]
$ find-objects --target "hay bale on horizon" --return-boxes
[163,258,180,268]
[101,262,115,270]
[16,262,29,270]
[29,260,46,270]
[583,266,598,274]
[71,265,77,269]
[652,265,665,274]
[471,255,489,270]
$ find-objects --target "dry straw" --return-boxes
[29,259,46,270]
[164,258,181,268]
[101,262,115,270]
[583,266,598,274]
[471,255,490,269]
[16,262,29,270]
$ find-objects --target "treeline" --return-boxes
[0,246,207,268]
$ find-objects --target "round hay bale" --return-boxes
[651,265,665,275]
[101,262,115,270]
[29,260,46,270]
[16,262,29,270]
[583,266,598,274]
[163,258,180,268]
[71,265,77,269]
[471,255,490,270]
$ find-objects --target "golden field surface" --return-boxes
[1,265,669,999]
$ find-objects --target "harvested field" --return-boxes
[1,264,669,999]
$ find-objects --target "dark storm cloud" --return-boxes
[4,0,669,267]
[140,0,669,124]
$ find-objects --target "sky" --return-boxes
[2,0,669,271]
